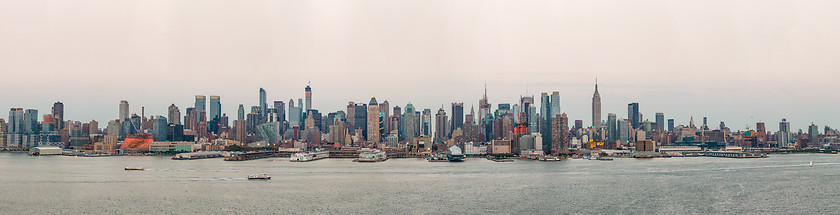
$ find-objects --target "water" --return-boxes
[0,153,838,214]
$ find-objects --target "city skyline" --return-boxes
[3,0,839,131]
[0,82,830,132]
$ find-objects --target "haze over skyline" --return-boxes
[2,0,839,131]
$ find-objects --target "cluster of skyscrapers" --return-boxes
[2,82,839,154]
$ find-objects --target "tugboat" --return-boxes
[124,166,144,171]
[248,173,271,180]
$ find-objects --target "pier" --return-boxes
[682,151,767,158]
[172,151,225,160]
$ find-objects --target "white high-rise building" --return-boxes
[119,100,130,121]
[778,119,791,148]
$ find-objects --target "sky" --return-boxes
[1,0,838,132]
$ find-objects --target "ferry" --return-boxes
[448,146,464,162]
[248,173,271,180]
[124,166,144,171]
[290,151,330,162]
[354,150,387,162]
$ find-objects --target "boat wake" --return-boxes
[191,178,246,181]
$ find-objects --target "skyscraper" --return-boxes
[551,113,569,153]
[628,103,640,129]
[592,81,601,128]
[8,108,24,148]
[540,93,552,151]
[478,84,491,127]
[668,119,675,132]
[23,109,38,147]
[209,96,221,121]
[607,113,617,144]
[259,88,267,117]
[435,108,448,143]
[237,104,245,120]
[305,84,312,110]
[289,99,301,127]
[52,102,64,130]
[808,123,819,148]
[194,95,206,114]
[655,113,664,132]
[421,109,432,136]
[367,97,380,143]
[451,102,464,133]
[153,116,167,141]
[119,100,130,121]
[778,119,791,148]
[274,100,286,123]
[379,100,390,133]
[168,104,181,125]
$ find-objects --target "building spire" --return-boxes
[594,77,599,94]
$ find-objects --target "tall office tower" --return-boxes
[23,109,38,147]
[379,100,390,132]
[259,88,267,117]
[592,81,601,128]
[209,96,221,121]
[195,95,206,115]
[119,100,130,120]
[234,119,246,143]
[809,123,819,148]
[528,106,538,133]
[289,100,302,127]
[550,92,560,118]
[52,102,64,130]
[655,113,665,132]
[719,121,726,130]
[778,119,791,148]
[305,84,312,110]
[668,119,675,132]
[434,108,448,143]
[756,122,767,144]
[540,93,552,150]
[367,97,380,142]
[8,108,24,148]
[185,108,195,130]
[465,106,475,125]
[346,102,356,128]
[0,119,6,148]
[351,103,367,135]
[89,120,99,135]
[550,113,569,152]
[153,116,167,141]
[512,104,520,122]
[422,109,432,136]
[237,104,245,120]
[168,104,181,125]
[618,118,630,145]
[274,101,286,123]
[402,103,418,142]
[607,113,617,144]
[627,103,640,129]
[478,84,491,127]
[451,103,464,133]
[702,117,708,130]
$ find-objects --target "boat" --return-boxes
[124,166,144,171]
[427,153,449,162]
[596,157,614,161]
[539,156,562,161]
[447,146,465,162]
[290,151,330,162]
[810,161,814,167]
[248,173,271,180]
[354,150,387,162]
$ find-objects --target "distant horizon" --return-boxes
[3,0,839,132]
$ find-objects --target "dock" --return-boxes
[172,151,225,160]
[682,151,767,158]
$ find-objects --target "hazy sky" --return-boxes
[1,0,838,131]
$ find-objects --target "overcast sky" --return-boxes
[1,0,838,131]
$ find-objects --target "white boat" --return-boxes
[810,161,814,167]
[355,150,387,162]
[124,166,144,171]
[248,173,271,180]
[290,151,330,162]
